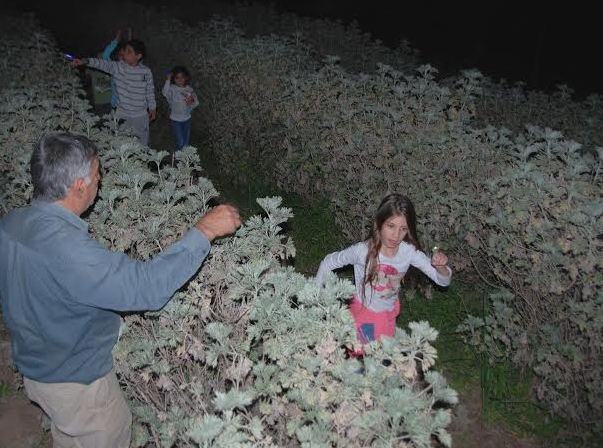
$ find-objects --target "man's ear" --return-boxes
[72,177,87,198]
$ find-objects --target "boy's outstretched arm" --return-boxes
[72,58,88,67]
[74,58,119,75]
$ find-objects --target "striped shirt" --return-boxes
[87,58,156,117]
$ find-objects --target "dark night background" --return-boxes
[8,0,602,97]
[263,1,601,97]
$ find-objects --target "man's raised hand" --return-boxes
[195,205,241,242]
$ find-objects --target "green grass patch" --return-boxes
[196,147,346,275]
[398,284,566,441]
[398,284,482,392]
[479,361,564,439]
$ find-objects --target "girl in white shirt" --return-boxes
[315,194,452,345]
[162,66,199,152]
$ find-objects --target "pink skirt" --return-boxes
[349,295,400,343]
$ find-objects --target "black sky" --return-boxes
[261,1,602,97]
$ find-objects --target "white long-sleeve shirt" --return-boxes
[162,80,199,121]
[315,241,452,312]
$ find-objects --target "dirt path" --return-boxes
[448,389,543,448]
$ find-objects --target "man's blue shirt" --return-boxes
[0,200,210,384]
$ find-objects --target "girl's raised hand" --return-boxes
[430,249,448,268]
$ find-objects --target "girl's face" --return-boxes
[173,73,187,87]
[379,214,408,254]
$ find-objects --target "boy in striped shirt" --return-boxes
[74,40,156,146]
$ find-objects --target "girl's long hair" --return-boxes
[362,194,421,303]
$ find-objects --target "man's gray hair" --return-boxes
[31,133,98,201]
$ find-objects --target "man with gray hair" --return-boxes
[0,133,241,448]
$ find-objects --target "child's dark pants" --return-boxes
[170,118,191,152]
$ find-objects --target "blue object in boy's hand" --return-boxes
[358,323,375,343]
[164,69,171,75]
[64,53,75,60]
